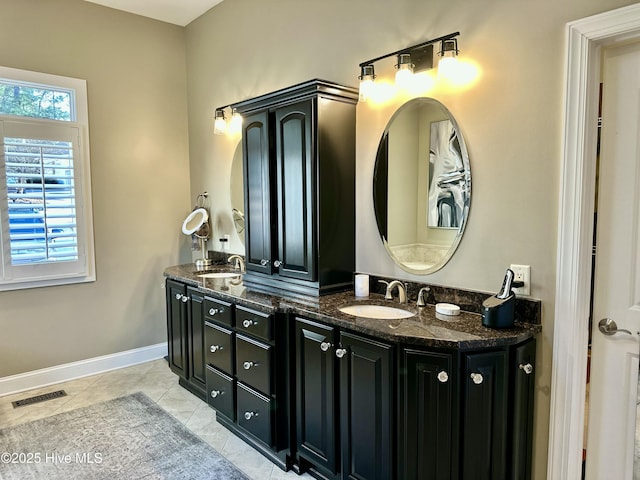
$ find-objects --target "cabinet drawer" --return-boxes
[235,305,273,341]
[204,322,233,375]
[237,382,272,447]
[236,334,272,395]
[204,297,233,327]
[206,366,235,421]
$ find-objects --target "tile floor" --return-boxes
[0,359,313,480]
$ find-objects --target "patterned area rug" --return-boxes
[0,392,250,480]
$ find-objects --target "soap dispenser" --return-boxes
[482,269,516,328]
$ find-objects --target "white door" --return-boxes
[585,41,640,480]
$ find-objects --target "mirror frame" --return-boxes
[373,97,471,274]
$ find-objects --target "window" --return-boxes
[0,66,94,290]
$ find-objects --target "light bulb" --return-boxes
[395,53,414,90]
[438,39,460,81]
[213,109,227,135]
[229,108,242,135]
[359,64,376,102]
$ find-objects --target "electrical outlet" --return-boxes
[510,264,531,296]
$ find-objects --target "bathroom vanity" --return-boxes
[164,264,540,480]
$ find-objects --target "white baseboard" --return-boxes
[0,343,168,397]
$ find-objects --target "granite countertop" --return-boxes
[164,264,541,350]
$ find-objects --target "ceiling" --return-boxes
[83,0,224,26]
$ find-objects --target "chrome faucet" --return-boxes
[417,287,431,307]
[228,255,245,273]
[379,280,407,304]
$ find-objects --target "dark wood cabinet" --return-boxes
[461,350,509,480]
[401,339,536,480]
[168,276,536,480]
[294,316,394,480]
[236,80,358,297]
[166,279,188,377]
[401,349,456,480]
[295,317,338,476]
[165,280,207,399]
[339,331,394,480]
[510,339,536,480]
[186,287,207,397]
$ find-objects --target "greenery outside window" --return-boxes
[0,66,94,291]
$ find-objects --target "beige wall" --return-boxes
[184,0,637,477]
[0,0,191,375]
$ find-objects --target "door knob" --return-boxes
[598,318,633,336]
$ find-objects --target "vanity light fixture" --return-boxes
[213,108,227,135]
[357,31,460,99]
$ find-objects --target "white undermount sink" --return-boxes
[339,304,415,320]
[197,272,242,279]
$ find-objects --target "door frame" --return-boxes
[549,4,640,479]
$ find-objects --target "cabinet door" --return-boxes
[274,101,316,282]
[187,287,206,393]
[510,339,536,480]
[166,279,188,377]
[461,350,509,480]
[295,317,338,475]
[243,111,273,275]
[339,331,394,480]
[402,349,454,480]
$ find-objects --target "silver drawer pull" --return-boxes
[175,293,182,300]
[181,295,188,303]
[273,260,282,267]
[470,373,484,384]
[209,308,223,316]
[335,348,347,359]
[519,363,533,375]
[320,341,332,352]
[244,411,258,420]
[209,345,223,353]
[260,259,269,266]
[243,319,257,328]
[243,361,258,370]
[437,371,449,383]
[210,390,223,398]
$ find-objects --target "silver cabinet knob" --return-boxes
[175,293,182,300]
[209,345,222,353]
[273,260,282,267]
[181,295,188,303]
[437,371,449,383]
[242,319,256,328]
[209,308,223,316]
[335,348,347,359]
[320,341,332,352]
[244,411,257,420]
[210,390,223,398]
[519,363,534,375]
[260,259,269,266]
[470,373,484,384]
[243,361,257,370]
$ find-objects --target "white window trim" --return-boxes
[0,67,95,291]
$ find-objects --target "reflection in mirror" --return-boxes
[229,142,245,245]
[373,97,471,274]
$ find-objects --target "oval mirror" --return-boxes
[229,142,245,245]
[373,97,471,274]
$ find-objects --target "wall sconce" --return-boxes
[213,108,227,135]
[358,32,460,100]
